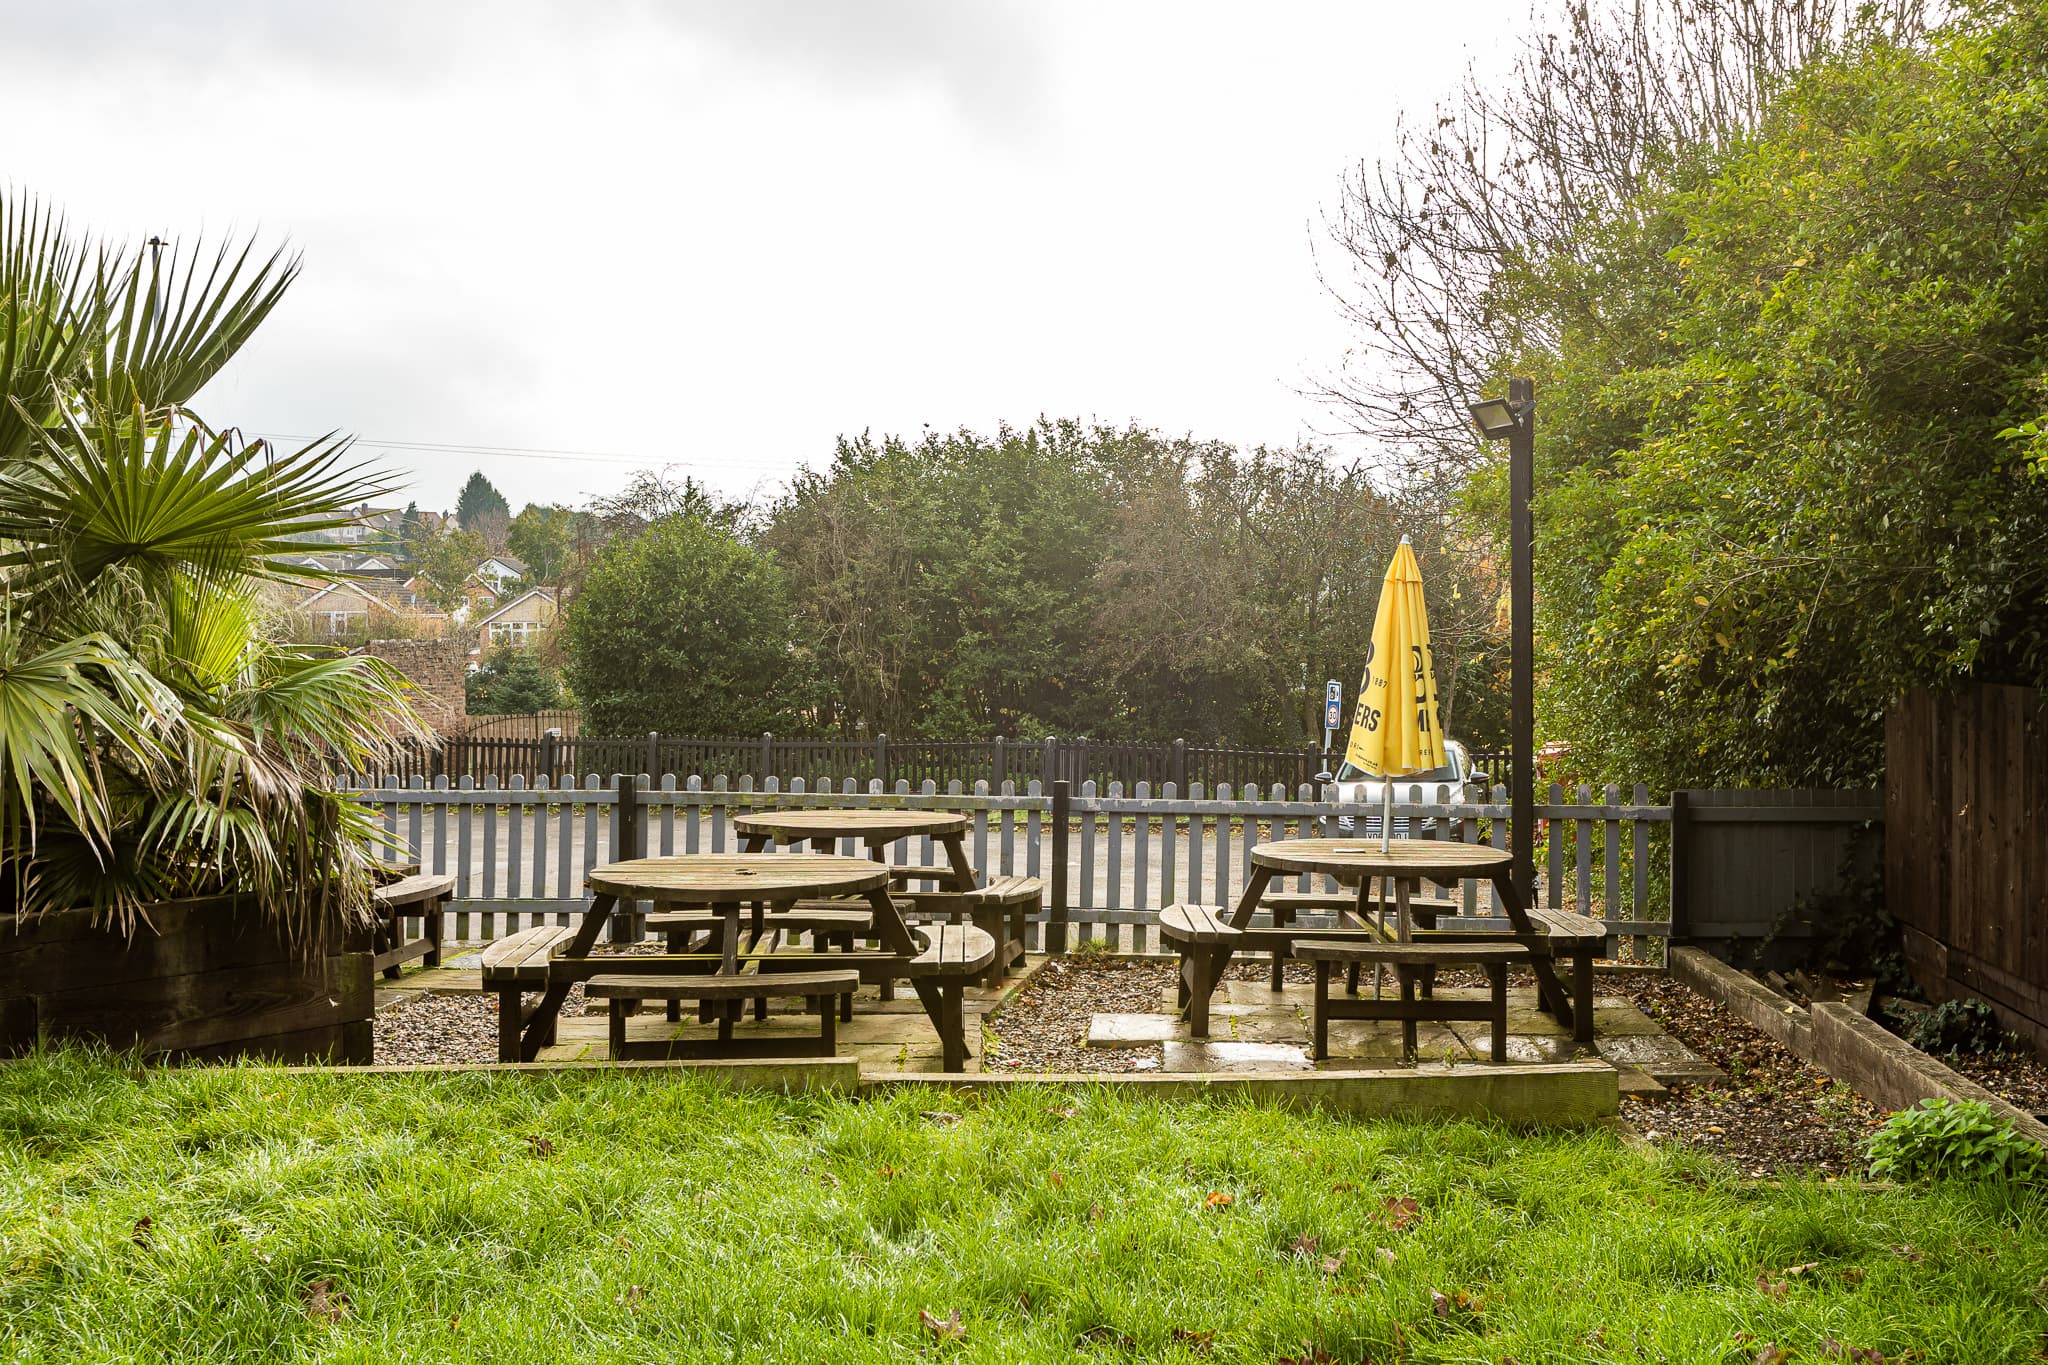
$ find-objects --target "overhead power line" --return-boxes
[249,431,801,475]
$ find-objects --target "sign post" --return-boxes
[1322,679,1343,765]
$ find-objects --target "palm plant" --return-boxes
[0,192,425,932]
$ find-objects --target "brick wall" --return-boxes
[361,637,469,735]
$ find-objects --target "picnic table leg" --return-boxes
[1491,873,1576,1031]
[1311,958,1331,1060]
[937,982,966,1072]
[1487,962,1508,1062]
[1398,968,1418,1061]
[1572,951,1595,1044]
[424,894,445,969]
[518,891,618,1061]
[497,986,523,1062]
[940,835,978,893]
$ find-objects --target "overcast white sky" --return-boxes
[1,1,1524,513]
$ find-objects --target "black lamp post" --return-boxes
[1467,376,1536,905]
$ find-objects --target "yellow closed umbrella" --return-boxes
[1344,535,1446,852]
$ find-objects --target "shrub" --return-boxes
[1864,1098,2043,1184]
[1909,998,2007,1058]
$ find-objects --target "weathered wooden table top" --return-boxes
[586,853,890,903]
[732,809,971,842]
[1249,838,1511,880]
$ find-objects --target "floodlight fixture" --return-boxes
[1467,397,1528,441]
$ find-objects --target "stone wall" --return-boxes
[361,637,469,735]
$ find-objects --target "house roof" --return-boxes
[477,552,528,576]
[475,587,557,629]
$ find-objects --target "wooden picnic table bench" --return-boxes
[1293,939,1532,1061]
[479,853,991,1070]
[370,873,453,979]
[588,969,860,1060]
[1163,837,1589,1044]
[738,808,1040,990]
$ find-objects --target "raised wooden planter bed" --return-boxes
[0,896,373,1063]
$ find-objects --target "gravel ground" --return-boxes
[1943,1049,2048,1116]
[984,958,1178,1073]
[1607,974,1882,1177]
[374,942,668,1066]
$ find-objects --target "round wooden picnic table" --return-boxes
[732,809,969,846]
[733,808,979,894]
[589,854,891,975]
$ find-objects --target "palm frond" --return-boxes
[0,409,388,596]
[0,620,179,857]
[0,195,104,467]
[96,234,299,419]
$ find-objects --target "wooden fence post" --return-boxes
[610,773,643,942]
[645,732,659,779]
[1042,736,1058,790]
[875,733,889,789]
[1668,788,1692,941]
[758,731,774,784]
[1049,779,1070,954]
[1172,738,1187,792]
[994,735,1007,791]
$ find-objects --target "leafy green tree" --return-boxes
[410,527,488,611]
[0,192,420,928]
[1494,4,2048,786]
[505,502,575,584]
[466,648,566,714]
[455,471,510,543]
[564,513,808,734]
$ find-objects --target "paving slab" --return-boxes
[1088,1013,1188,1048]
[1452,1029,1587,1064]
[1320,1019,1472,1062]
[1596,1034,1725,1084]
[1224,981,1316,1007]
[1161,1041,1313,1074]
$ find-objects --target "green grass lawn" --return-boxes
[2,1054,2044,1363]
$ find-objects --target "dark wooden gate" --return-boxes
[1887,684,2048,1050]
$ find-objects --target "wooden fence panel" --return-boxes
[1889,684,2048,1050]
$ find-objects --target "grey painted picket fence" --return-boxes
[345,773,1674,952]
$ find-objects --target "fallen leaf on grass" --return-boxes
[1755,1275,1788,1300]
[1889,1244,1923,1262]
[1289,1234,1322,1260]
[1046,1104,1078,1120]
[1838,1267,1866,1284]
[1048,1170,1064,1189]
[131,1217,153,1247]
[1375,1196,1420,1230]
[1321,1250,1347,1277]
[303,1279,350,1324]
[919,1308,966,1343]
[920,1110,962,1126]
[1205,1191,1234,1209]
[617,1284,645,1308]
[526,1134,555,1158]
[818,1172,840,1188]
[1331,1181,1358,1193]
[1783,1261,1821,1277]
[1754,1345,1790,1365]
[1089,1203,1104,1222]
[1823,1338,1895,1361]
[1375,1247,1397,1267]
[878,1165,901,1179]
[1171,1327,1215,1350]
[613,1234,633,1249]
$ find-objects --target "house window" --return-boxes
[325,611,362,633]
[489,619,543,647]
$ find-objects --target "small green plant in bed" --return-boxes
[4,1050,2047,1362]
[1865,1098,2044,1183]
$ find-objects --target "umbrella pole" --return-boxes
[1381,778,1393,854]
[1373,874,1386,1001]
